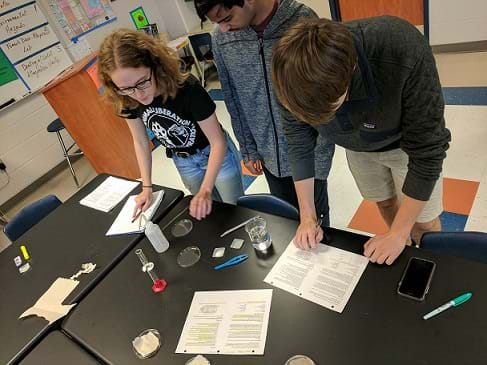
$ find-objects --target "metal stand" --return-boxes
[55,131,83,188]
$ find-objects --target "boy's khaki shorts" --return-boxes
[346,148,443,223]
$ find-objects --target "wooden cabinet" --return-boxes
[41,54,141,179]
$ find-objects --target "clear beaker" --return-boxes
[244,216,272,251]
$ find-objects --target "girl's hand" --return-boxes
[190,189,212,220]
[133,188,153,220]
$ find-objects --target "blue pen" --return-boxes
[423,293,472,320]
[214,254,248,270]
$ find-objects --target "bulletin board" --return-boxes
[44,0,116,41]
[0,0,72,107]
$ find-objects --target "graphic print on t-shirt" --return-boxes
[142,107,197,148]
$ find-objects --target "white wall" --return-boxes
[157,0,188,39]
[157,0,201,39]
[176,0,202,33]
[430,0,487,45]
[0,95,75,205]
[300,0,331,19]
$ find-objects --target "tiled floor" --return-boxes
[345,50,487,235]
[1,50,486,253]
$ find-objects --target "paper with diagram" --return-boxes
[176,289,272,355]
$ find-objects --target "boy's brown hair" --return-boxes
[97,29,187,116]
[271,18,356,125]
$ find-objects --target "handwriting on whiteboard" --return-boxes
[0,0,14,13]
[16,44,72,90]
[1,25,59,63]
[0,3,43,40]
[21,48,61,78]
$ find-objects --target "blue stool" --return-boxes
[47,118,83,187]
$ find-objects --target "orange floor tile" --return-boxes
[347,200,388,235]
[443,177,479,215]
[348,178,480,235]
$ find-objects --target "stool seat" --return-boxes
[47,118,65,133]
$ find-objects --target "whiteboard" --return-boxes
[0,77,27,104]
[429,0,487,46]
[0,0,72,107]
[16,43,72,90]
[0,0,24,14]
[0,2,45,41]
[1,24,60,63]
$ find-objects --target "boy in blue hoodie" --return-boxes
[194,0,335,225]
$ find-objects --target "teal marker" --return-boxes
[423,293,472,320]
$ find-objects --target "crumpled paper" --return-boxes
[19,277,79,324]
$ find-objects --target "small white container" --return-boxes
[145,221,169,253]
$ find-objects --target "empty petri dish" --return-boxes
[132,329,162,359]
[285,355,316,365]
[177,246,201,268]
[171,219,193,237]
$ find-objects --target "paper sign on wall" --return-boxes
[0,3,45,41]
[0,0,73,93]
[1,25,60,63]
[0,0,22,14]
[0,50,17,86]
[16,44,72,91]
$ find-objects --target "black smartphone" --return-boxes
[397,257,436,301]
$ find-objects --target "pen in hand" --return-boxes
[316,214,331,244]
[316,214,323,230]
[132,208,142,223]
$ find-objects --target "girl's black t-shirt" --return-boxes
[123,76,216,151]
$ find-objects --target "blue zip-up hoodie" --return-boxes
[211,0,334,180]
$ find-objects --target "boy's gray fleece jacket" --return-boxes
[281,16,451,201]
[211,0,334,180]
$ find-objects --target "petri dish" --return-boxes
[171,219,193,237]
[177,246,201,268]
[285,355,316,365]
[132,328,162,359]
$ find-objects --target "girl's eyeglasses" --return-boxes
[115,71,152,95]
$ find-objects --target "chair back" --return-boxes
[3,195,62,242]
[188,33,213,61]
[420,231,487,264]
[237,194,299,221]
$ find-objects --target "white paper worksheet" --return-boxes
[80,176,139,212]
[106,190,164,236]
[176,289,273,355]
[264,241,368,313]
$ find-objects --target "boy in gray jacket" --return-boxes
[194,0,335,225]
[272,17,451,265]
